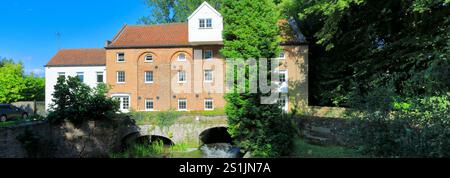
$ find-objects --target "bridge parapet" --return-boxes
[139,122,227,144]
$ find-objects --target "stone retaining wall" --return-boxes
[0,118,137,158]
[297,116,352,145]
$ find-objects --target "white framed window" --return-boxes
[117,53,125,62]
[199,18,212,28]
[178,70,187,83]
[279,70,288,83]
[117,71,125,83]
[204,98,214,110]
[199,19,205,28]
[178,99,187,111]
[57,72,65,77]
[96,72,104,83]
[206,19,212,28]
[278,95,288,112]
[112,95,130,112]
[178,53,186,61]
[204,50,213,60]
[145,99,154,111]
[144,55,153,62]
[76,72,84,82]
[278,51,286,59]
[145,71,153,83]
[204,70,213,83]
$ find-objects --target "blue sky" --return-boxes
[0,0,150,77]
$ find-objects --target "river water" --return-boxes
[200,143,242,158]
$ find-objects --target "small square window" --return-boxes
[178,71,187,83]
[76,72,84,82]
[145,55,153,62]
[117,53,125,62]
[145,71,153,83]
[204,99,214,110]
[278,51,286,59]
[279,70,287,83]
[97,72,104,83]
[278,95,288,112]
[117,71,125,83]
[204,70,213,82]
[145,99,154,111]
[178,99,187,111]
[204,50,213,60]
[57,72,65,78]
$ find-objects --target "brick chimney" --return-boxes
[105,40,112,47]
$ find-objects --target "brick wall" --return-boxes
[105,45,309,112]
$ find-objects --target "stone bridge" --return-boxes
[122,116,230,146]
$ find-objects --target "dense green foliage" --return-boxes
[281,0,449,106]
[280,0,449,157]
[139,0,222,24]
[47,76,119,125]
[291,138,362,158]
[111,140,194,158]
[0,58,45,103]
[348,92,449,157]
[111,140,166,158]
[221,0,296,157]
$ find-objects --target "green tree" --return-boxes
[22,74,45,101]
[0,57,14,67]
[0,60,26,103]
[48,76,119,125]
[281,0,449,106]
[221,0,295,157]
[138,0,222,24]
[0,58,45,103]
[280,0,449,157]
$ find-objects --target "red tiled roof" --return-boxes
[108,23,189,48]
[46,48,106,67]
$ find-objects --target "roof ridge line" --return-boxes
[59,48,105,50]
[127,22,188,27]
[112,24,128,42]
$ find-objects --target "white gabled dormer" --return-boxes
[188,1,223,45]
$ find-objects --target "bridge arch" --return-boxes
[120,132,175,151]
[136,135,175,146]
[199,126,232,145]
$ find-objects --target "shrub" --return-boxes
[110,140,166,158]
[348,93,450,157]
[47,76,119,125]
[226,94,297,157]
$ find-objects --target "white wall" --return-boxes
[45,66,106,111]
[188,2,223,44]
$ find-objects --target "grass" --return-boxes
[291,138,363,158]
[0,121,17,127]
[180,108,226,117]
[170,150,204,158]
[170,142,189,152]
[110,141,168,158]
[111,140,203,158]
